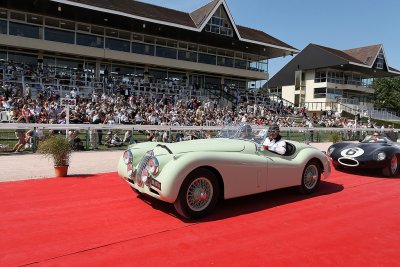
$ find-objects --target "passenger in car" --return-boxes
[263,123,286,155]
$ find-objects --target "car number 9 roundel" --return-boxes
[340,147,365,158]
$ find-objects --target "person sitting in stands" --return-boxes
[38,107,48,123]
[262,123,286,155]
[16,104,32,123]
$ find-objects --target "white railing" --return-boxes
[365,109,400,121]
[0,123,398,134]
[1,123,398,153]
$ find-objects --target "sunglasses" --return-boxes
[268,130,278,134]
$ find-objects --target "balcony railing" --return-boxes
[0,17,268,73]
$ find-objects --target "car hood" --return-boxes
[153,138,248,155]
[345,142,389,150]
[330,142,391,157]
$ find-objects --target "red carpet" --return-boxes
[0,168,399,266]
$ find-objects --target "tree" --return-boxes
[373,76,400,112]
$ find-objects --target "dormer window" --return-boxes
[374,49,385,69]
[205,6,233,37]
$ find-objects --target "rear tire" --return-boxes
[299,160,321,194]
[174,168,219,220]
[382,154,399,177]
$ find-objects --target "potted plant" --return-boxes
[37,135,72,177]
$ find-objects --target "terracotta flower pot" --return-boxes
[54,165,69,177]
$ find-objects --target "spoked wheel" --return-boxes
[299,160,321,194]
[382,155,399,177]
[174,168,220,220]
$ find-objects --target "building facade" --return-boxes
[267,43,400,114]
[0,0,298,99]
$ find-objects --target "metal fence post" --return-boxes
[86,127,90,150]
[33,127,37,153]
[131,127,135,144]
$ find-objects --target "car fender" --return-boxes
[292,147,331,178]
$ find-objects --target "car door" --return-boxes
[261,151,300,191]
[221,152,268,199]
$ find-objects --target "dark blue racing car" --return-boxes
[327,132,400,177]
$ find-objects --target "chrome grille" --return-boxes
[136,150,154,182]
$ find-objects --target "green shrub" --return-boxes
[329,132,342,143]
[37,135,72,166]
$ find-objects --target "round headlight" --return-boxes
[123,150,133,165]
[147,157,159,176]
[377,152,386,161]
[127,163,133,178]
[327,147,335,155]
[141,169,149,184]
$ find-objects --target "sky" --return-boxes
[139,0,400,79]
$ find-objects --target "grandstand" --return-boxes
[0,0,298,106]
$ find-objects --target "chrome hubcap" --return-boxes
[390,155,398,174]
[304,165,318,189]
[186,177,213,211]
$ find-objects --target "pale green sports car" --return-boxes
[118,124,331,219]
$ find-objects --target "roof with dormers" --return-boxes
[268,43,400,88]
[190,0,220,27]
[314,44,365,65]
[50,0,298,52]
[343,44,382,66]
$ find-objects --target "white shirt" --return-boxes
[263,137,286,155]
[120,114,129,123]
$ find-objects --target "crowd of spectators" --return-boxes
[1,60,397,152]
[0,60,299,128]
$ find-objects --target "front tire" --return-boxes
[299,160,321,194]
[382,154,399,177]
[174,168,220,220]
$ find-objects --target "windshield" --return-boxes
[218,124,267,145]
[361,134,390,143]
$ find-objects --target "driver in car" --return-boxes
[369,131,384,142]
[263,123,286,155]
